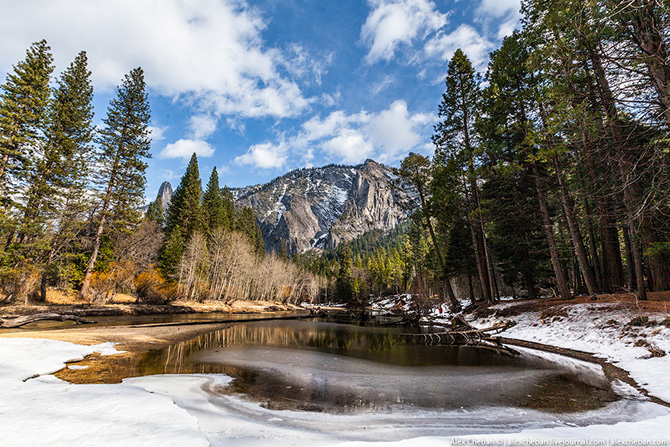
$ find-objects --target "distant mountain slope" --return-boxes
[232,159,408,254]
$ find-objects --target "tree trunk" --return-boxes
[533,163,572,299]
[552,154,599,295]
[80,212,107,298]
[416,187,460,311]
[587,42,647,299]
[626,1,670,130]
[622,226,637,291]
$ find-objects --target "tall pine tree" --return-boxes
[202,167,227,233]
[80,68,151,298]
[160,153,203,277]
[0,40,54,194]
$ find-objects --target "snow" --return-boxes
[464,301,670,403]
[0,338,208,447]
[2,301,670,446]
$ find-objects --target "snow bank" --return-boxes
[0,338,208,447]
[468,301,670,403]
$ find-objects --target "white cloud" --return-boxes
[425,24,495,70]
[365,100,428,161]
[293,100,433,165]
[496,18,520,40]
[189,115,217,140]
[160,139,215,160]
[234,142,287,169]
[148,125,168,141]
[0,0,311,120]
[158,169,177,180]
[477,0,521,19]
[323,131,375,164]
[476,0,521,40]
[280,44,331,86]
[361,0,449,64]
[371,75,395,95]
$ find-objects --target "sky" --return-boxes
[0,0,521,200]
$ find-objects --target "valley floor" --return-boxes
[1,295,670,446]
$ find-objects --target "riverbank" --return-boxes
[1,296,670,445]
[0,294,303,318]
[443,293,670,405]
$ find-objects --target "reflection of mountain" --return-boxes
[232,159,408,254]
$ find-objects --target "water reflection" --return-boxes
[122,320,617,414]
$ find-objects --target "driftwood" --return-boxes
[0,313,97,328]
[398,316,517,354]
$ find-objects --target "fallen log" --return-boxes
[397,318,517,354]
[0,313,97,328]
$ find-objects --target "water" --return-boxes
[124,319,619,414]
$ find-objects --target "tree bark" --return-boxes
[533,163,572,299]
[625,0,670,129]
[417,186,460,311]
[552,154,599,295]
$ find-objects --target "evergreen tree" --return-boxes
[0,40,54,194]
[221,186,235,231]
[165,153,203,238]
[335,244,355,304]
[160,153,203,277]
[236,206,265,255]
[145,193,165,227]
[34,51,95,301]
[17,51,95,247]
[81,67,151,298]
[159,224,184,278]
[202,167,227,233]
[433,49,495,303]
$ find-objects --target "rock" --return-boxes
[232,159,408,254]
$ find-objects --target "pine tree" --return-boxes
[396,153,460,310]
[159,224,184,278]
[335,244,355,304]
[145,193,165,227]
[202,167,226,233]
[433,49,495,304]
[221,186,235,231]
[35,51,95,301]
[80,67,151,298]
[0,40,54,194]
[236,206,265,255]
[17,51,95,247]
[165,153,203,238]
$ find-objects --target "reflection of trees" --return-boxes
[132,323,403,375]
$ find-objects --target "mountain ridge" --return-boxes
[156,159,408,254]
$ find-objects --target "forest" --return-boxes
[1,0,669,311]
[303,0,670,309]
[0,41,321,305]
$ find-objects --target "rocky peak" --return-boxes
[157,181,173,209]
[232,160,407,254]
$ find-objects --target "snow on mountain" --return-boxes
[232,159,408,254]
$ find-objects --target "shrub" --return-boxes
[135,270,175,304]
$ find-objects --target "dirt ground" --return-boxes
[0,289,303,318]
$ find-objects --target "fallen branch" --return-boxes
[398,317,516,354]
[0,313,97,328]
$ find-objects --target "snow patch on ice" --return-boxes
[0,338,208,447]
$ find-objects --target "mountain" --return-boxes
[153,160,408,254]
[232,159,408,254]
[156,181,173,210]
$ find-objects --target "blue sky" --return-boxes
[0,0,520,200]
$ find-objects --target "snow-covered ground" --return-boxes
[2,298,670,446]
[461,300,670,404]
